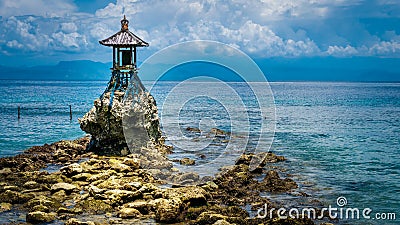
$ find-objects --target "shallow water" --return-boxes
[0,80,399,224]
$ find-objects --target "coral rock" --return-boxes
[50,182,77,194]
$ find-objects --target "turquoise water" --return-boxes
[0,80,104,156]
[0,80,399,224]
[271,82,400,224]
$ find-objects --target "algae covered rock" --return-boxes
[103,189,142,206]
[108,158,133,172]
[52,190,67,202]
[258,170,298,193]
[180,157,196,165]
[26,196,62,213]
[75,198,113,214]
[0,190,32,204]
[151,198,183,223]
[23,181,40,189]
[26,211,57,224]
[163,186,208,207]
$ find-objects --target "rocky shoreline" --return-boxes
[0,136,334,225]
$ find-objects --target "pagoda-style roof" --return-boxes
[99,16,149,47]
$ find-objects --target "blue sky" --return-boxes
[0,0,399,67]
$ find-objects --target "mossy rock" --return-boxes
[163,186,208,207]
[76,198,113,214]
[152,198,183,223]
[26,211,57,224]
[185,206,209,220]
[0,190,32,204]
[25,196,62,212]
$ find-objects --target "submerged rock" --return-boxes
[180,157,196,165]
[258,170,298,193]
[235,152,286,172]
[186,127,202,133]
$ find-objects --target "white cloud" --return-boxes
[369,41,400,55]
[327,45,358,56]
[51,31,87,50]
[89,22,114,40]
[200,20,320,57]
[1,16,87,53]
[60,22,78,34]
[3,16,50,51]
[0,0,400,60]
[87,0,398,58]
[6,40,23,49]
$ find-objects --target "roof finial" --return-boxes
[121,15,129,31]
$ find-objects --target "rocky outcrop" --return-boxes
[79,90,127,155]
[0,137,89,173]
[79,73,163,156]
[0,137,324,225]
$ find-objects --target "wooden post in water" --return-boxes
[69,105,72,120]
[18,105,21,120]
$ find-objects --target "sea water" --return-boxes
[0,80,399,224]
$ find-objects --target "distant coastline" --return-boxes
[0,57,399,82]
[0,79,399,83]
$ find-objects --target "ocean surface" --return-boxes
[0,80,399,224]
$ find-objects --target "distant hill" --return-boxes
[0,60,110,80]
[256,57,400,82]
[144,57,400,82]
[0,58,399,82]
